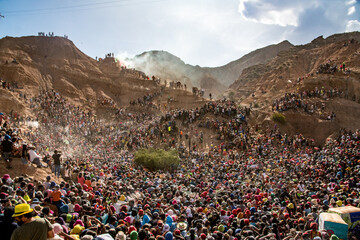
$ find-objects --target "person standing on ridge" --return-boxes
[52,150,62,178]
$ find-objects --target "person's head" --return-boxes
[3,206,15,222]
[12,203,34,226]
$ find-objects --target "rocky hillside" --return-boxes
[128,40,293,96]
[231,32,360,100]
[0,36,162,114]
[230,32,360,144]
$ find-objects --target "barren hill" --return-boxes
[0,36,166,116]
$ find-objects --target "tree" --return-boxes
[134,148,180,171]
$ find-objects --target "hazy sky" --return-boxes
[1,0,359,67]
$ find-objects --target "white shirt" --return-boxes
[28,150,41,162]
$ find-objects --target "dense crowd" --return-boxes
[1,88,360,240]
[271,87,346,120]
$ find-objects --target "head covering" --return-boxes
[60,204,69,214]
[53,223,63,235]
[141,214,150,226]
[74,204,81,212]
[165,232,173,240]
[177,222,188,231]
[12,203,34,217]
[166,215,173,225]
[130,230,138,240]
[75,219,84,227]
[71,224,85,235]
[115,231,126,240]
[163,224,170,232]
[128,226,137,235]
[3,174,10,180]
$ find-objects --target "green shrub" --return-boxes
[272,112,286,124]
[134,148,180,171]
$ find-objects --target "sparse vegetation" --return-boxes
[271,112,286,124]
[134,148,180,171]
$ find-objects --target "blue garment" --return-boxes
[54,165,61,177]
[165,232,173,240]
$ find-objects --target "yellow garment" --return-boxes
[70,225,85,235]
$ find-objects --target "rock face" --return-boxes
[128,40,293,96]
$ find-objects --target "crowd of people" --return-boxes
[0,86,360,240]
[129,92,162,109]
[271,87,346,119]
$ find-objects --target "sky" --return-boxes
[0,0,359,67]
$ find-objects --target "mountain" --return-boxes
[203,40,294,86]
[128,40,293,96]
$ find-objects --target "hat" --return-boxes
[32,198,40,204]
[177,222,188,231]
[12,203,34,217]
[23,195,31,202]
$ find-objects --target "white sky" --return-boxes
[0,0,359,67]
